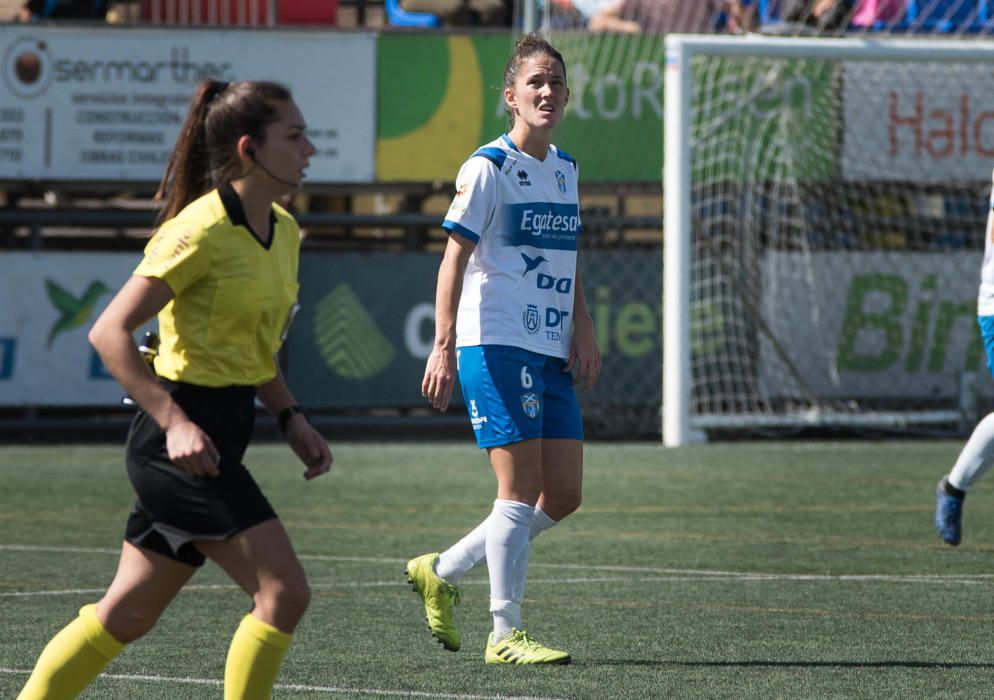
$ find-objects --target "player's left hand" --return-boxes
[422,346,458,412]
[286,416,332,480]
[565,318,602,391]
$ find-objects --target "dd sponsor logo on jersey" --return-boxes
[537,273,572,294]
[521,254,572,293]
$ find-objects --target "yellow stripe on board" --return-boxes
[377,37,484,182]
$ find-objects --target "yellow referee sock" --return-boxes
[224,613,293,700]
[17,603,125,700]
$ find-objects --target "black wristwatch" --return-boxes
[277,405,309,433]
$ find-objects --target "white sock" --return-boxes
[490,599,521,645]
[514,506,556,602]
[529,505,558,538]
[436,518,489,583]
[949,412,994,491]
[487,499,533,642]
[436,505,559,583]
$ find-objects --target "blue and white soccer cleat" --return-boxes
[935,478,964,546]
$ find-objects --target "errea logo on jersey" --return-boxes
[517,170,532,186]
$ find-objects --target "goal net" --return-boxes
[663,35,994,445]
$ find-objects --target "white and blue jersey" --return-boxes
[443,134,581,360]
[978,178,994,377]
[979,180,994,317]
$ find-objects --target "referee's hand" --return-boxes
[166,420,221,477]
[286,418,332,480]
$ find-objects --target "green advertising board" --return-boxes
[376,34,837,184]
[287,253,439,408]
[285,251,669,410]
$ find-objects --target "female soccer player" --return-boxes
[18,80,332,700]
[936,175,994,546]
[407,34,601,665]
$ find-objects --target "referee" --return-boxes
[18,80,332,700]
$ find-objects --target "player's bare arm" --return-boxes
[565,268,601,391]
[423,233,474,412]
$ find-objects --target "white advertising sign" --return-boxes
[0,252,138,405]
[759,251,981,399]
[0,26,375,183]
[841,61,994,182]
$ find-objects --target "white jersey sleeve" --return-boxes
[978,176,994,316]
[442,155,498,244]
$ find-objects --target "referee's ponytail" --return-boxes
[154,80,293,225]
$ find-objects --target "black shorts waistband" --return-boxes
[159,377,257,402]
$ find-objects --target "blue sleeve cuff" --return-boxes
[442,220,480,243]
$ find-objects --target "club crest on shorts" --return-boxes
[520,392,541,419]
[523,304,540,334]
[555,170,567,197]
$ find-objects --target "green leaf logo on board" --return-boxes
[45,279,110,348]
[313,284,395,379]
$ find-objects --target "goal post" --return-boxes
[663,35,994,446]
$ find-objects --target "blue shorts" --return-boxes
[457,345,584,449]
[980,315,994,378]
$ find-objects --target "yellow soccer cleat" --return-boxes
[405,553,461,651]
[484,629,571,665]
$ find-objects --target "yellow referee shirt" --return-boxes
[134,183,300,387]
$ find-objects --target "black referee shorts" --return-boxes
[124,379,277,567]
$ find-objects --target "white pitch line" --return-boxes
[0,544,120,555]
[4,542,994,587]
[0,588,106,598]
[0,668,566,700]
[0,544,409,564]
[527,561,994,579]
[2,574,990,600]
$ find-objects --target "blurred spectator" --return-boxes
[780,0,852,31]
[16,0,108,20]
[399,0,510,25]
[778,0,904,33]
[849,0,903,28]
[583,0,754,34]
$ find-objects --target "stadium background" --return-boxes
[2,2,994,442]
[7,5,994,699]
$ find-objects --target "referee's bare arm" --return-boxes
[257,369,332,480]
[89,274,221,477]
